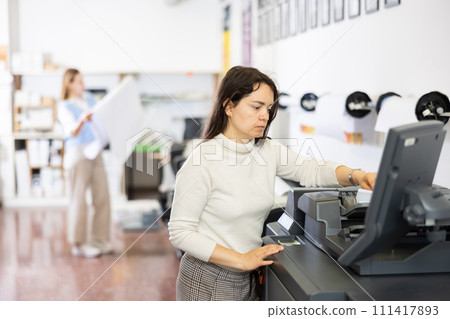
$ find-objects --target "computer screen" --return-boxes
[183,117,205,140]
[338,120,446,266]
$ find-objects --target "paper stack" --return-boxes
[15,150,31,196]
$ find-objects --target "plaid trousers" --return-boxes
[176,254,259,301]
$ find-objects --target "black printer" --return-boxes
[263,121,450,301]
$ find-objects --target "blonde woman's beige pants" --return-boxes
[67,152,111,245]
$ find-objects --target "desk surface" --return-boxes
[264,223,450,301]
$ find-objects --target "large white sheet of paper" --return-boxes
[299,106,318,127]
[15,150,31,197]
[274,176,291,196]
[342,106,377,143]
[357,189,372,203]
[83,115,110,160]
[374,96,418,133]
[342,105,377,133]
[315,93,377,142]
[87,76,146,163]
[315,94,346,138]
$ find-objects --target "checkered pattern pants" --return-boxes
[176,254,259,301]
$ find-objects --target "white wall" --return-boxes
[252,0,450,96]
[224,0,243,68]
[12,0,222,73]
[250,0,450,187]
[0,0,8,45]
[20,74,121,100]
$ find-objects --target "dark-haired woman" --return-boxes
[168,66,376,300]
[58,68,113,258]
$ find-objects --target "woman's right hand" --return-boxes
[80,110,92,123]
[71,110,93,137]
[238,244,284,271]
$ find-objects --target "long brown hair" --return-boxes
[60,68,80,100]
[202,66,279,143]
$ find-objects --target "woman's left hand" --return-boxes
[358,172,377,190]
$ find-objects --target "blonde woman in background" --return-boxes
[58,68,113,258]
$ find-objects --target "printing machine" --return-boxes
[263,121,450,301]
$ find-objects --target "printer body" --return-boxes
[263,121,450,301]
[263,187,450,301]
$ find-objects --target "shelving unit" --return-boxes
[11,72,66,200]
[6,71,130,204]
[14,135,65,198]
[5,70,219,205]
[12,104,57,132]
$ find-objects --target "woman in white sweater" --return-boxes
[168,66,376,301]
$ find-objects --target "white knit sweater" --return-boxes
[168,134,340,268]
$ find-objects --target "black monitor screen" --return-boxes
[183,117,205,140]
[338,121,446,266]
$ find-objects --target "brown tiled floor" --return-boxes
[0,207,179,300]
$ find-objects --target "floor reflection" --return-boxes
[0,207,179,300]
